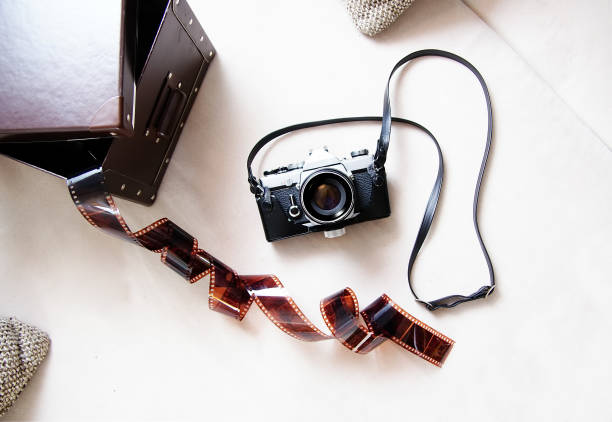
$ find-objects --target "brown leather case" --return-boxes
[0,0,215,204]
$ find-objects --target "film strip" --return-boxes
[68,168,454,366]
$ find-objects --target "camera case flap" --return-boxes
[0,0,215,205]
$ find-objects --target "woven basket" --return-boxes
[0,318,50,417]
[346,0,414,36]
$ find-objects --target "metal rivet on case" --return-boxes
[126,114,130,121]
[120,184,126,191]
[178,82,182,88]
[199,35,204,42]
[180,122,184,128]
[150,194,156,201]
[194,87,199,93]
[136,190,142,196]
[155,137,160,144]
[189,18,193,25]
[110,132,117,136]
[168,72,173,79]
[165,158,170,164]
[209,51,213,57]
[145,129,150,136]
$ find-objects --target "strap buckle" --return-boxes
[415,298,434,311]
[248,178,264,197]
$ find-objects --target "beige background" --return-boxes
[1,0,611,420]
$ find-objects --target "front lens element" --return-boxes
[313,183,341,210]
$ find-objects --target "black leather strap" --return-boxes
[376,49,495,310]
[247,117,432,195]
[247,49,495,311]
[375,49,491,169]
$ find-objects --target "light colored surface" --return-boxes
[463,0,612,148]
[1,0,611,420]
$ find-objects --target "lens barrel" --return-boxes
[300,170,355,224]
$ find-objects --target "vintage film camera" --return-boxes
[246,49,496,311]
[249,132,391,242]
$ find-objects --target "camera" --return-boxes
[254,146,390,241]
[247,50,496,310]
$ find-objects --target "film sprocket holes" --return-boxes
[256,146,390,241]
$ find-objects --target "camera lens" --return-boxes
[301,170,355,224]
[313,183,341,210]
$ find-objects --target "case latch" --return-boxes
[146,73,187,141]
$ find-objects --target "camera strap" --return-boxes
[247,116,435,194]
[247,49,495,311]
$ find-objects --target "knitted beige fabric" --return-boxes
[0,318,50,417]
[346,0,414,36]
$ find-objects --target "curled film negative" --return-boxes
[68,168,454,366]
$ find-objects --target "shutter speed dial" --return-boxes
[350,149,368,158]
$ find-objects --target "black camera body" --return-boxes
[255,147,390,241]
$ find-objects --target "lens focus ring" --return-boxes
[300,169,355,224]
